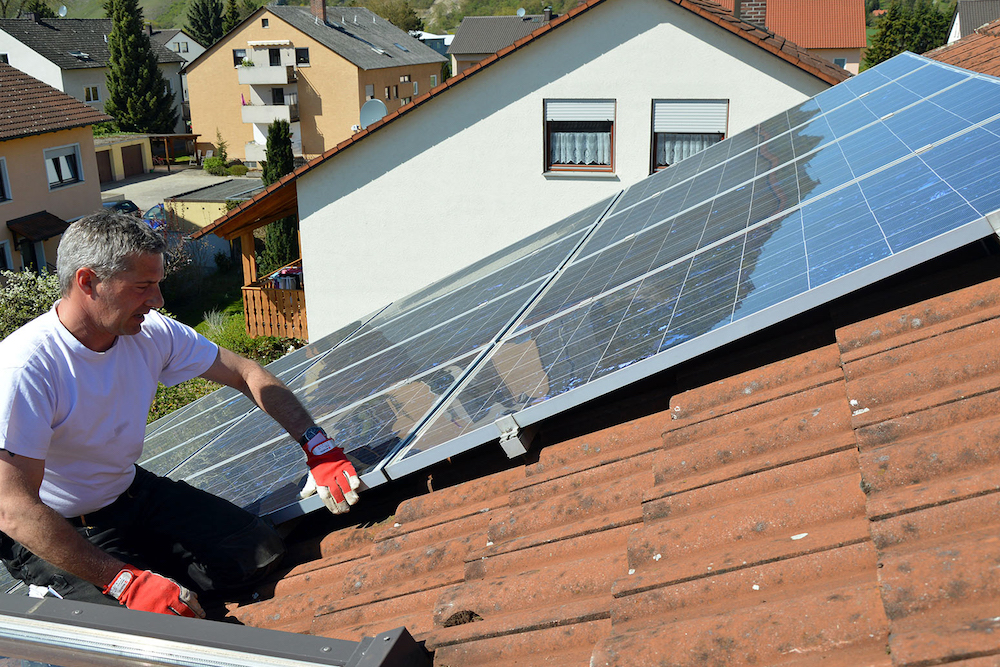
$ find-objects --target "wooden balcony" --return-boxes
[243,283,307,339]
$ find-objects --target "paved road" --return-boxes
[100,166,260,212]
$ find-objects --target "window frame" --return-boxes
[233,48,247,67]
[84,85,99,102]
[365,84,374,100]
[0,239,11,271]
[413,81,418,95]
[430,74,437,88]
[833,57,847,68]
[544,99,616,174]
[179,42,188,53]
[261,18,269,28]
[295,48,310,66]
[0,54,8,64]
[44,143,83,190]
[650,99,728,173]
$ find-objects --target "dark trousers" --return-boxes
[0,465,285,606]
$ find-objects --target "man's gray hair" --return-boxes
[57,210,166,295]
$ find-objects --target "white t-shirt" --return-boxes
[0,306,218,516]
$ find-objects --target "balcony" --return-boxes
[237,64,297,86]
[241,102,299,124]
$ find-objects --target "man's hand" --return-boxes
[299,428,360,514]
[104,565,205,618]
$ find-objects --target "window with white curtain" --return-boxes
[44,144,82,188]
[652,99,728,172]
[544,99,615,173]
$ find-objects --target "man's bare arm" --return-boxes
[0,452,123,587]
[200,347,314,441]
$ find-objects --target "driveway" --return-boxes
[100,166,260,212]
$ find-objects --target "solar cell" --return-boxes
[386,54,1000,479]
[164,197,616,518]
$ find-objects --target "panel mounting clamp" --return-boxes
[987,210,1000,241]
[494,413,537,458]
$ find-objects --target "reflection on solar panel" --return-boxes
[385,53,1000,478]
[146,53,1000,521]
[146,197,615,517]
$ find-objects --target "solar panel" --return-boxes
[384,53,1000,478]
[145,53,1000,522]
[156,198,615,518]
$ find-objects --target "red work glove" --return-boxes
[299,427,361,514]
[103,565,205,618]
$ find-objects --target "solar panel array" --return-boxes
[144,52,1000,520]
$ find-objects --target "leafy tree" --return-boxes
[863,0,952,68]
[186,0,223,47]
[20,0,55,17]
[0,270,60,340]
[104,0,177,133]
[258,119,298,275]
[352,0,423,31]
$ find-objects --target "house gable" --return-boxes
[291,0,842,337]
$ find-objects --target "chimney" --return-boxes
[310,0,326,24]
[735,0,766,25]
[146,23,153,35]
[25,11,39,22]
[543,6,552,22]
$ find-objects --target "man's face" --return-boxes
[91,252,166,337]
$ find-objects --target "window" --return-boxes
[413,81,418,95]
[0,240,11,271]
[171,42,180,51]
[271,87,285,105]
[44,144,82,188]
[651,99,727,172]
[544,99,615,173]
[392,85,397,98]
[269,48,281,66]
[399,74,410,82]
[0,54,8,64]
[178,41,189,53]
[233,48,246,67]
[401,97,411,105]
[261,18,269,27]
[384,86,390,99]
[0,158,10,203]
[430,74,437,87]
[365,84,374,100]
[833,57,847,68]
[84,85,99,102]
[295,48,309,65]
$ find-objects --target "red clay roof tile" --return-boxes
[0,62,110,140]
[925,17,1000,78]
[221,258,1000,667]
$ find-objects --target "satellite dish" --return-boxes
[359,98,388,129]
[516,7,525,16]
[58,4,67,16]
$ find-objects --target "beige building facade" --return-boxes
[186,4,445,163]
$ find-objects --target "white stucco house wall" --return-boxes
[149,28,207,106]
[198,0,849,341]
[0,17,186,133]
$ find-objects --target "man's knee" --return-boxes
[188,516,285,592]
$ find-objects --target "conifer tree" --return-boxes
[20,0,55,18]
[103,0,177,133]
[223,0,240,33]
[186,0,223,47]
[258,120,298,276]
[863,0,952,68]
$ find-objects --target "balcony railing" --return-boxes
[242,284,307,339]
[241,102,299,124]
[237,64,297,85]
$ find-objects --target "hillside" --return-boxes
[58,0,576,34]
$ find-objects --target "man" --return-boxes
[0,212,360,618]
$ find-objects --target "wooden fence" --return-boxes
[243,285,308,339]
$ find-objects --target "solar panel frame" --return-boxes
[384,53,1000,480]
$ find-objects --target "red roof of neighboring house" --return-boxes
[0,62,110,140]
[925,16,1000,76]
[219,252,1000,666]
[192,0,850,241]
[715,0,867,48]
